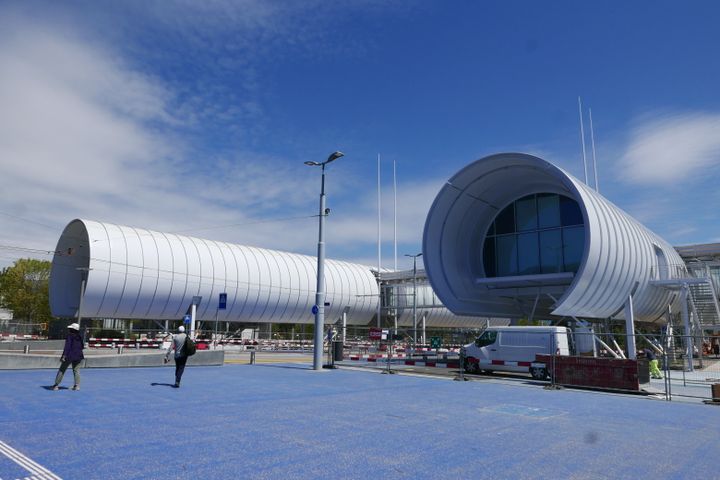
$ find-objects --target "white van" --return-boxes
[461,326,570,379]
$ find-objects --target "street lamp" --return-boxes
[405,253,422,347]
[306,151,345,370]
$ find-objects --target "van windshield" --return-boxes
[475,331,497,347]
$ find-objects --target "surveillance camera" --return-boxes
[325,208,331,215]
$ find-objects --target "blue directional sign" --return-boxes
[219,293,227,310]
[311,305,319,315]
[183,314,191,324]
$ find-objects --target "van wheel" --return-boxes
[464,359,479,374]
[530,366,547,380]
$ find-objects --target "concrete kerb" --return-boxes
[0,350,224,370]
[0,340,66,351]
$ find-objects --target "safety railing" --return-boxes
[335,328,720,404]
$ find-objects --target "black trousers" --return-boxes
[174,356,188,384]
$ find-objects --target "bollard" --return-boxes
[454,350,468,381]
[250,351,256,365]
[23,345,29,354]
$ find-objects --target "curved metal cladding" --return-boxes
[423,152,682,323]
[392,284,508,328]
[50,219,379,324]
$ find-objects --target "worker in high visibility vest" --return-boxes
[643,347,663,379]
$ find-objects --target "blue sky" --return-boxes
[2,0,720,270]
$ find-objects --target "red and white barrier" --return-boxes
[88,338,212,349]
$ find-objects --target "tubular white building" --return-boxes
[423,152,684,323]
[50,219,380,325]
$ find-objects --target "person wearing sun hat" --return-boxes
[51,322,85,391]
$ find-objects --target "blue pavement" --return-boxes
[1,364,719,479]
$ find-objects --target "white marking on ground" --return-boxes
[0,441,62,480]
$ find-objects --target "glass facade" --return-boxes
[483,193,585,278]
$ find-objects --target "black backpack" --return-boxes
[184,335,197,357]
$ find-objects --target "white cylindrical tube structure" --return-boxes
[49,219,379,324]
[391,284,508,328]
[423,153,683,323]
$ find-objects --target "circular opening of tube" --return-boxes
[481,193,585,278]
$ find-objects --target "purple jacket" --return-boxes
[62,332,84,362]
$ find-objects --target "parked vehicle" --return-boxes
[461,326,570,379]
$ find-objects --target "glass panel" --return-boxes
[560,196,584,226]
[515,195,538,232]
[540,229,562,273]
[496,235,518,276]
[475,330,497,347]
[562,226,585,273]
[517,232,540,275]
[494,203,515,235]
[483,237,496,277]
[537,194,560,228]
[710,266,720,295]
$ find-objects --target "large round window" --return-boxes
[483,193,585,277]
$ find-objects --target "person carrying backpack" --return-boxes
[164,326,189,388]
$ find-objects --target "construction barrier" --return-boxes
[88,338,211,349]
[534,354,642,391]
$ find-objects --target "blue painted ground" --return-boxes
[1,364,719,479]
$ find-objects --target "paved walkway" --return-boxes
[1,364,719,479]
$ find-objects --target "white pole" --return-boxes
[681,284,694,372]
[393,160,397,271]
[589,108,599,192]
[312,164,328,370]
[578,96,588,184]
[377,154,382,328]
[342,310,347,343]
[624,294,636,360]
[190,303,197,340]
[412,256,418,346]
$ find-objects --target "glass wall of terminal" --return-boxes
[483,193,585,277]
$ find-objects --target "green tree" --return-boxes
[0,258,53,324]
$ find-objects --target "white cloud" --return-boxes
[0,10,316,268]
[617,112,720,185]
[0,2,422,271]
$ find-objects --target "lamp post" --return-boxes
[405,253,422,348]
[305,151,345,370]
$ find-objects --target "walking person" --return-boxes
[164,325,188,388]
[52,323,84,391]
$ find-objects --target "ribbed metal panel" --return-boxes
[552,170,683,319]
[50,219,379,325]
[391,284,507,328]
[423,153,682,323]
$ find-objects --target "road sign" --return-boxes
[219,293,227,310]
[183,314,191,325]
[369,328,382,340]
[430,336,442,348]
[312,305,319,315]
